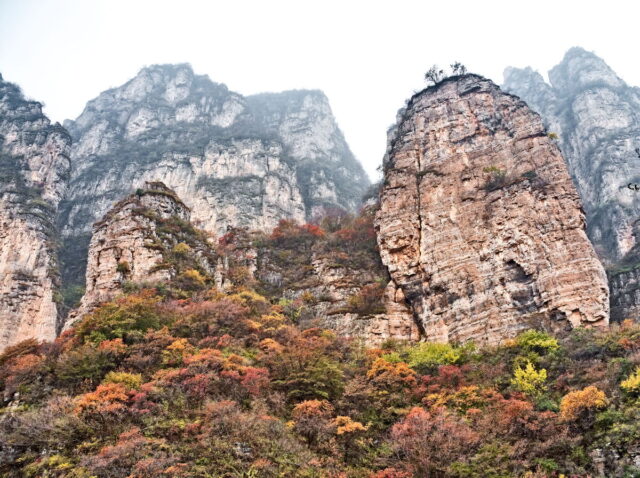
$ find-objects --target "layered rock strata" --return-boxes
[503,48,640,321]
[376,74,609,344]
[0,74,71,351]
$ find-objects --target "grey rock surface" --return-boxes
[504,47,640,320]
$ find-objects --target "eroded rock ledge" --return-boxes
[376,74,609,344]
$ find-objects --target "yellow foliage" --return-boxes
[162,338,195,365]
[559,386,607,421]
[180,269,205,286]
[333,415,367,435]
[172,242,191,256]
[228,288,270,315]
[621,367,640,395]
[511,361,547,397]
[103,371,143,390]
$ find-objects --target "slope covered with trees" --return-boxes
[2,259,640,476]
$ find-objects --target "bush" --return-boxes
[391,407,480,475]
[407,342,461,373]
[75,290,166,344]
[103,371,143,390]
[176,269,206,290]
[511,361,547,397]
[621,367,640,396]
[347,283,385,315]
[116,261,131,273]
[559,386,607,422]
[171,242,191,256]
[515,330,559,355]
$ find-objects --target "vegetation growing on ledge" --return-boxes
[232,206,389,317]
[3,257,640,477]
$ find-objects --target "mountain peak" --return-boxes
[550,46,623,92]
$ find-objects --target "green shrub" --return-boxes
[75,290,166,343]
[515,329,559,354]
[407,342,461,373]
[116,261,130,274]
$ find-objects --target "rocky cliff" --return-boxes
[376,74,609,344]
[68,181,218,325]
[0,74,71,351]
[503,47,640,320]
[59,64,369,296]
[217,213,418,346]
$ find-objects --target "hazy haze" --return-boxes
[1,0,639,180]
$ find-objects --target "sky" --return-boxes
[1,0,639,181]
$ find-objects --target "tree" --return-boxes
[559,386,607,423]
[511,361,547,397]
[424,65,445,85]
[450,61,467,75]
[391,407,480,475]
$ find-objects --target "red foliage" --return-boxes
[269,219,325,243]
[391,406,480,475]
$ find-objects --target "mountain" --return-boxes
[59,64,369,296]
[503,47,640,320]
[0,74,71,351]
[376,74,609,344]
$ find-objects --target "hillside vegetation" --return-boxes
[2,250,640,477]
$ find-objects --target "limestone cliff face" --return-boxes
[0,74,71,351]
[503,47,640,320]
[69,182,217,324]
[376,74,609,344]
[60,64,369,291]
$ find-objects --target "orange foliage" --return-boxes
[367,358,417,390]
[75,382,130,417]
[559,386,607,422]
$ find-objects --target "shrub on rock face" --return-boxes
[176,269,206,291]
[171,242,191,256]
[347,282,385,315]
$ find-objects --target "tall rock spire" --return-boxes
[376,74,609,344]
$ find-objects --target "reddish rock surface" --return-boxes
[376,75,609,344]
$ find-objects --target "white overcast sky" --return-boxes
[1,0,639,180]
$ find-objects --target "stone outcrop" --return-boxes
[258,251,418,346]
[68,182,217,325]
[503,47,640,320]
[219,219,418,346]
[59,64,369,295]
[0,74,71,352]
[376,74,609,344]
